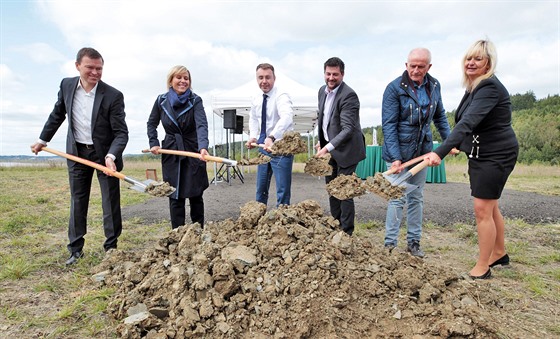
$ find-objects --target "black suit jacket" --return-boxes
[318,82,366,168]
[433,76,517,159]
[39,77,129,170]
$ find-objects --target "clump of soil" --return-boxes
[304,154,332,176]
[238,154,272,166]
[95,200,505,338]
[270,131,307,155]
[363,173,406,200]
[145,181,176,197]
[325,173,366,200]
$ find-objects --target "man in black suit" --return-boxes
[31,47,129,265]
[316,57,366,235]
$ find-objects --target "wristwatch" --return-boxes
[267,135,276,142]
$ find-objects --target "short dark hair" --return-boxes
[324,57,344,73]
[256,63,275,75]
[76,47,104,64]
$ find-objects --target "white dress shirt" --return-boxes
[72,81,97,145]
[322,85,339,151]
[248,86,294,141]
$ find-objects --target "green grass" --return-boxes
[0,160,559,338]
[0,256,36,279]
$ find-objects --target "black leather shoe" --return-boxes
[65,251,83,265]
[489,254,510,267]
[469,268,492,280]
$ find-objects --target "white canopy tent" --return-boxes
[209,74,319,184]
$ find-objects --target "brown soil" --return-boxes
[326,173,366,200]
[100,200,503,338]
[304,154,333,177]
[270,131,307,155]
[145,181,176,197]
[363,173,406,200]
[110,172,560,338]
[238,154,271,166]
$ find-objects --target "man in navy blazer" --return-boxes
[31,47,129,265]
[316,57,366,235]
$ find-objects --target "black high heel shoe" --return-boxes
[489,254,510,268]
[469,268,492,280]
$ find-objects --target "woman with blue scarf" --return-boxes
[147,65,209,229]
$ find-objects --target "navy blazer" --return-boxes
[318,81,366,168]
[39,76,129,171]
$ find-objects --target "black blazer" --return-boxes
[318,81,366,168]
[434,76,518,159]
[39,77,129,171]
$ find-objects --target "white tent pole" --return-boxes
[307,132,311,159]
[212,110,217,185]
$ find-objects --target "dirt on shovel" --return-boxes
[145,181,176,197]
[325,173,366,200]
[238,154,272,166]
[304,154,333,176]
[270,131,307,155]
[363,172,406,200]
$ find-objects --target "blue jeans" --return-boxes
[256,151,293,206]
[384,162,427,246]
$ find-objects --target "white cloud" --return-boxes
[10,42,66,64]
[1,0,558,155]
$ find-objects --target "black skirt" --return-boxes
[468,150,518,199]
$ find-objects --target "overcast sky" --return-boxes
[1,0,558,156]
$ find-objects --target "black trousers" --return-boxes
[169,195,204,229]
[325,158,358,235]
[67,145,122,253]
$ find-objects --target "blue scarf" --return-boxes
[167,87,191,111]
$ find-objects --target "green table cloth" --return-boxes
[355,145,446,183]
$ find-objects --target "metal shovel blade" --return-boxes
[125,177,176,197]
[383,171,419,195]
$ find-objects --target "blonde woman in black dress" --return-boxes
[425,40,518,279]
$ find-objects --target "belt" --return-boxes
[76,142,95,149]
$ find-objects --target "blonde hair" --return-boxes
[166,65,191,89]
[462,39,497,92]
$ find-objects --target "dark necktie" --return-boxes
[258,94,268,143]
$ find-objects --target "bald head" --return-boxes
[406,48,432,84]
[408,48,431,64]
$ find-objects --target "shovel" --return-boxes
[387,160,429,188]
[364,155,426,199]
[41,147,175,196]
[142,148,237,166]
[386,148,459,187]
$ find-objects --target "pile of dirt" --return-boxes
[95,200,507,338]
[270,131,307,155]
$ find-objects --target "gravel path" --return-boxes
[122,172,560,226]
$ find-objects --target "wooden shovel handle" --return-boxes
[383,154,425,175]
[142,148,232,164]
[41,147,125,180]
[408,159,430,176]
[250,142,265,148]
